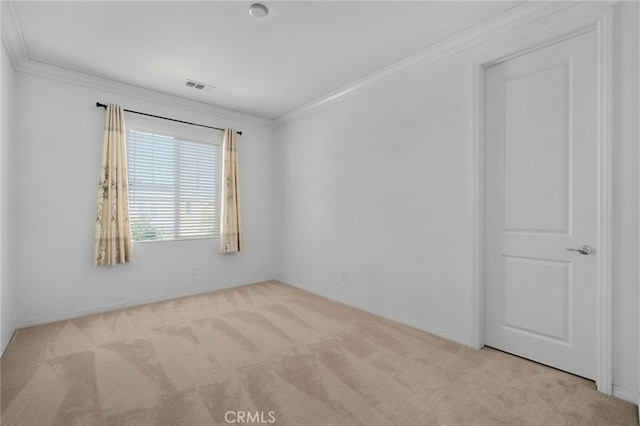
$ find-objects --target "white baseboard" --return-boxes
[281,280,471,347]
[12,278,639,410]
[1,326,16,358]
[279,281,640,408]
[612,385,638,405]
[14,280,268,329]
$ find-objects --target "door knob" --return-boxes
[566,245,593,255]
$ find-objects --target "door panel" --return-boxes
[503,256,570,343]
[503,62,570,234]
[484,30,598,380]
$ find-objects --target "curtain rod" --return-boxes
[95,102,242,135]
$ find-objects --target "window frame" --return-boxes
[126,124,223,243]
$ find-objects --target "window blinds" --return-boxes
[127,129,221,241]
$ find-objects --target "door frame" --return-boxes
[471,7,613,394]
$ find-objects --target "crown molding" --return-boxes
[2,1,617,131]
[1,1,27,69]
[272,1,597,127]
[18,59,274,128]
[0,1,273,129]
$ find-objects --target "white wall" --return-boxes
[14,73,276,326]
[612,0,640,403]
[274,2,639,398]
[1,40,17,354]
[275,53,475,344]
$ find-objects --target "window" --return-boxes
[127,129,221,241]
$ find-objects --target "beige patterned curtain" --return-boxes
[93,104,132,266]
[220,129,242,253]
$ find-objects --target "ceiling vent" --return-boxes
[184,79,216,91]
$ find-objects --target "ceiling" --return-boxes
[7,1,523,120]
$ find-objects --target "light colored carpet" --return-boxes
[1,280,637,426]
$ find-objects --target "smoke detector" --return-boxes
[249,3,268,18]
[184,79,216,91]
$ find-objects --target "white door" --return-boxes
[484,30,598,380]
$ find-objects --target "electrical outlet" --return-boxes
[341,271,347,282]
[192,266,198,276]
